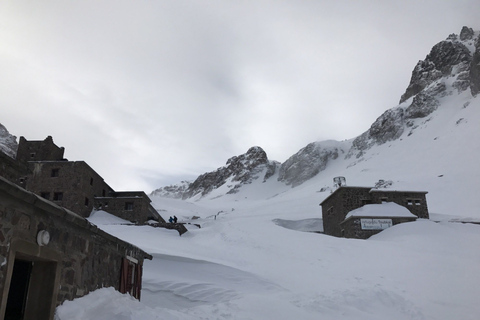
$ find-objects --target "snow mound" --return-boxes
[273,218,324,233]
[87,210,133,225]
[346,203,417,219]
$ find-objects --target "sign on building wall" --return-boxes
[360,218,392,230]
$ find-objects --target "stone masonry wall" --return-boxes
[25,161,113,218]
[322,187,371,237]
[16,136,65,163]
[0,177,149,310]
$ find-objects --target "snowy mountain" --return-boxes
[152,26,480,217]
[0,123,18,159]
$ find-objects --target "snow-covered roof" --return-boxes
[369,189,428,194]
[344,202,417,220]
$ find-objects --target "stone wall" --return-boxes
[94,191,164,223]
[25,161,114,218]
[0,151,30,188]
[0,176,150,319]
[16,136,65,163]
[370,190,429,218]
[321,187,371,237]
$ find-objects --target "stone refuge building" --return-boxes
[0,176,152,319]
[10,136,165,224]
[320,186,429,239]
[0,135,168,319]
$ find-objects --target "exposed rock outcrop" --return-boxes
[181,146,277,199]
[278,141,343,187]
[0,123,18,159]
[348,26,478,158]
[400,27,475,103]
[470,35,480,96]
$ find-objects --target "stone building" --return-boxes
[0,176,151,320]
[11,136,165,224]
[320,186,429,238]
[94,191,163,223]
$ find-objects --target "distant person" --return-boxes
[169,216,173,223]
[173,216,178,223]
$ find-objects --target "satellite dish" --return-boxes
[333,176,346,188]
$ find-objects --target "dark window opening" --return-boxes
[30,153,36,158]
[85,197,89,206]
[381,197,388,203]
[415,200,421,205]
[51,169,59,177]
[90,177,93,185]
[407,199,413,206]
[53,192,63,201]
[125,202,134,211]
[41,192,50,200]
[102,189,106,197]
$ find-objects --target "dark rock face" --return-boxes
[0,123,18,159]
[470,36,480,96]
[400,30,473,103]
[278,142,342,187]
[182,146,273,199]
[405,92,439,119]
[348,27,478,159]
[460,26,474,41]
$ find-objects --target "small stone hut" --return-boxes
[0,176,152,320]
[320,186,429,238]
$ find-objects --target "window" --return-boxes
[415,200,421,205]
[125,202,134,211]
[51,169,59,177]
[407,199,413,206]
[381,197,388,203]
[90,178,93,186]
[41,192,50,200]
[327,207,334,216]
[102,189,106,197]
[30,153,36,158]
[85,197,89,206]
[53,192,63,201]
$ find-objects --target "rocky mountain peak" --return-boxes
[0,123,18,159]
[181,146,277,199]
[278,141,345,187]
[400,26,478,103]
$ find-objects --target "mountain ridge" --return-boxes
[152,26,480,201]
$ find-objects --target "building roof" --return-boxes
[320,186,428,206]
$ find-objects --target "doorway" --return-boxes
[4,257,57,320]
[5,259,32,320]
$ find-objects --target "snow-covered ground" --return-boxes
[55,91,480,319]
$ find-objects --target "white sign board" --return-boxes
[360,219,393,230]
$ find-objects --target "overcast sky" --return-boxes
[1,1,478,192]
